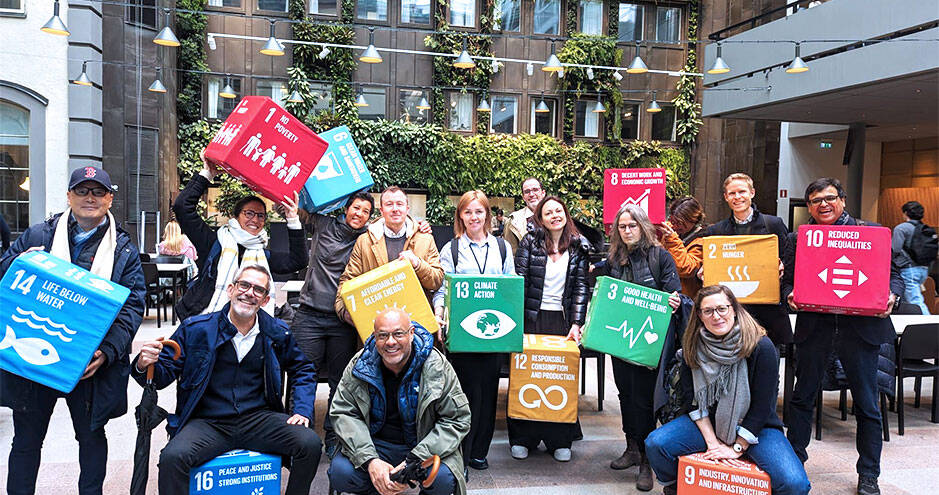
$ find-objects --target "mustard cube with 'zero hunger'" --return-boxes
[508,334,580,424]
[340,259,440,342]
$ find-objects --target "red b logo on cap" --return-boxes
[84,167,96,178]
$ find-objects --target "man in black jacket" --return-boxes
[782,178,903,495]
[0,166,146,495]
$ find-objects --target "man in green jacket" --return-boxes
[328,307,471,495]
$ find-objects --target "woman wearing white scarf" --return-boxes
[645,285,810,495]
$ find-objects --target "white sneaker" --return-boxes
[511,445,529,459]
[553,448,572,462]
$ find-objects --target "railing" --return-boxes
[707,0,830,41]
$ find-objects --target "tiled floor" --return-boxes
[1,308,937,494]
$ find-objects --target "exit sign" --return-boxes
[820,141,833,149]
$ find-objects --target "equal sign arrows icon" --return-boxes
[817,255,868,298]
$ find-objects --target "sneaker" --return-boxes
[511,445,529,460]
[553,448,572,462]
[610,449,640,470]
[857,476,881,495]
[468,457,489,470]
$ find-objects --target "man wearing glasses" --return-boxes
[0,166,146,495]
[781,178,903,495]
[328,307,470,495]
[134,265,321,495]
[503,177,546,253]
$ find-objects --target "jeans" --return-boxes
[645,415,810,495]
[328,438,456,495]
[900,266,931,315]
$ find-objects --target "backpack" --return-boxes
[655,349,689,425]
[450,236,508,273]
[905,221,939,266]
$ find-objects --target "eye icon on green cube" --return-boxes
[444,274,524,353]
[460,310,516,340]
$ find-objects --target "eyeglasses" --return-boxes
[234,280,269,297]
[618,222,639,231]
[240,210,266,220]
[71,186,110,197]
[522,187,543,196]
[808,195,842,206]
[699,305,732,318]
[375,329,410,342]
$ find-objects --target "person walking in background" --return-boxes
[0,211,10,253]
[659,197,707,299]
[891,201,936,315]
[503,177,546,253]
[491,208,506,237]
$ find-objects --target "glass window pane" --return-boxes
[490,96,517,134]
[358,88,386,121]
[0,0,24,12]
[533,0,559,34]
[208,0,240,6]
[399,90,428,124]
[0,101,29,235]
[651,105,676,141]
[401,0,431,23]
[656,6,680,42]
[579,0,602,35]
[574,100,599,138]
[618,3,642,42]
[450,0,475,27]
[620,103,639,140]
[357,0,387,20]
[207,77,241,120]
[257,80,288,108]
[530,99,556,136]
[495,0,520,31]
[258,0,287,10]
[309,83,333,115]
[449,93,473,131]
[126,0,157,28]
[309,0,337,15]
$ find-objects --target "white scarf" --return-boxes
[50,209,117,280]
[205,218,274,316]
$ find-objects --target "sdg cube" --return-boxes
[340,259,440,342]
[203,96,328,203]
[793,224,892,316]
[299,126,375,213]
[702,235,780,304]
[603,168,667,228]
[581,277,673,368]
[508,334,580,424]
[677,453,771,495]
[189,449,280,494]
[443,273,524,353]
[0,251,130,393]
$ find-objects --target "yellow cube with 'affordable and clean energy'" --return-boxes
[339,259,440,342]
[508,334,580,424]
[702,235,780,304]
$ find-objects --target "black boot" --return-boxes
[637,454,653,492]
[610,437,641,470]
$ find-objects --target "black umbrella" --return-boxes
[131,338,181,495]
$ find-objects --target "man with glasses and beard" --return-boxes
[503,177,546,253]
[134,265,321,495]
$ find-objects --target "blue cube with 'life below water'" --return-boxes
[189,450,281,494]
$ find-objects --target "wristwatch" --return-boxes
[732,442,744,454]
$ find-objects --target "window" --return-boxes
[309,83,333,115]
[656,6,680,42]
[401,0,430,23]
[258,0,287,10]
[125,0,157,28]
[578,0,603,35]
[489,96,517,134]
[0,101,29,234]
[448,93,473,131]
[125,126,160,215]
[651,104,677,141]
[620,102,640,140]
[574,100,600,138]
[358,87,386,121]
[309,0,338,15]
[450,0,475,27]
[530,98,556,136]
[207,0,241,7]
[357,0,387,20]
[618,3,642,42]
[0,0,25,14]
[532,0,559,34]
[206,77,242,120]
[257,80,288,108]
[495,0,520,31]
[399,90,429,124]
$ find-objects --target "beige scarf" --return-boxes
[50,209,118,280]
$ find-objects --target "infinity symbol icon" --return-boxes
[518,384,568,410]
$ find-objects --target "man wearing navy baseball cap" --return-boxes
[0,165,146,495]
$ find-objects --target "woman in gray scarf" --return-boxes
[644,285,810,495]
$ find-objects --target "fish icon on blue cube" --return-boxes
[299,126,374,213]
[0,251,130,393]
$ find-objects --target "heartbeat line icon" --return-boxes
[605,315,658,348]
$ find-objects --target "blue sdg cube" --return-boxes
[0,251,130,393]
[299,126,374,213]
[190,450,281,494]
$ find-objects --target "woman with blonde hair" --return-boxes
[158,220,197,262]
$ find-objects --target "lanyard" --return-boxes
[468,241,490,274]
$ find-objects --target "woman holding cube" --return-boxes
[644,285,810,495]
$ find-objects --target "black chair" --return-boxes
[814,342,893,442]
[579,349,606,411]
[896,323,939,435]
[139,252,151,262]
[141,262,164,328]
[152,254,185,264]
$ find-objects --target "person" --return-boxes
[593,204,681,491]
[335,186,444,324]
[291,191,374,455]
[0,166,146,495]
[892,201,933,315]
[328,307,471,495]
[433,191,514,471]
[700,173,792,346]
[158,220,198,262]
[511,195,589,462]
[0,211,10,253]
[491,208,506,237]
[782,178,903,495]
[134,264,322,495]
[659,196,707,299]
[172,149,308,319]
[645,285,811,495]
[503,177,545,253]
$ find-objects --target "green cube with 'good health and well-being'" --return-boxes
[581,276,674,368]
[444,273,524,353]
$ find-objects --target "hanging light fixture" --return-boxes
[627,43,648,74]
[41,0,70,36]
[707,42,730,74]
[20,176,30,192]
[491,60,500,73]
[586,67,594,80]
[260,19,285,56]
[592,93,606,113]
[153,9,180,47]
[207,34,217,50]
[319,45,331,59]
[476,98,491,112]
[359,27,382,64]
[535,93,550,113]
[148,68,167,93]
[72,61,92,86]
[613,70,623,81]
[287,89,304,103]
[453,37,475,69]
[786,42,809,74]
[542,41,562,72]
[647,91,661,113]
[354,92,369,107]
[219,77,236,99]
[416,96,431,110]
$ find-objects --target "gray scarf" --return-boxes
[691,325,750,445]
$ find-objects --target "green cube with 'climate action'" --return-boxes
[444,273,524,353]
[581,276,674,368]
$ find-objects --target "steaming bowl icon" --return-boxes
[720,281,760,298]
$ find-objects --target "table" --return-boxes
[156,263,189,325]
[282,280,304,301]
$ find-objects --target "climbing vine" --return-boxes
[673,0,701,147]
[557,33,623,141]
[175,0,208,125]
